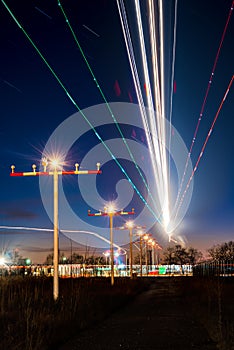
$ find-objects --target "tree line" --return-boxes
[42,240,234,267]
[4,240,233,266]
[44,252,106,266]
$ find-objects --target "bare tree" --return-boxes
[162,246,177,265]
[44,253,53,265]
[208,241,234,261]
[70,253,84,264]
[187,247,203,266]
[162,245,203,269]
[174,245,189,273]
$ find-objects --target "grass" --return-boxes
[178,276,234,350]
[0,276,150,350]
[1,276,233,350]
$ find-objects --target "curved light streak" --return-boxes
[0,225,126,252]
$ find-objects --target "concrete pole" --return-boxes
[110,213,114,286]
[145,242,148,275]
[152,246,155,266]
[53,169,59,301]
[140,236,143,277]
[129,226,133,279]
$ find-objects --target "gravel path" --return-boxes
[59,278,217,350]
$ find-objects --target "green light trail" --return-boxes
[57,0,159,212]
[2,0,161,223]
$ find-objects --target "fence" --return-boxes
[193,259,234,277]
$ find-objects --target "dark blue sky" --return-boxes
[0,0,233,262]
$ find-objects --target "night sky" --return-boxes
[0,0,233,263]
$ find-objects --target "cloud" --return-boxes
[0,207,37,220]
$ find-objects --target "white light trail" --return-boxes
[0,225,54,232]
[148,0,161,118]
[168,0,178,194]
[150,0,170,230]
[116,0,161,215]
[61,230,124,251]
[134,0,165,202]
[0,225,124,251]
[117,1,176,235]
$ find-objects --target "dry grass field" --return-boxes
[0,276,233,350]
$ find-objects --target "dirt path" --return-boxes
[59,278,217,350]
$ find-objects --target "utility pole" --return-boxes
[116,222,146,279]
[143,234,153,276]
[88,206,134,285]
[127,221,134,279]
[11,159,101,300]
[135,228,147,277]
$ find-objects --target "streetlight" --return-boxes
[147,237,158,271]
[103,251,110,267]
[70,238,73,278]
[116,221,141,279]
[155,241,163,265]
[149,239,156,267]
[143,234,150,275]
[11,159,101,300]
[147,238,162,268]
[88,206,134,285]
[126,221,133,279]
[135,227,147,277]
